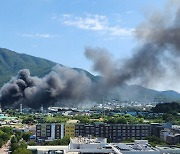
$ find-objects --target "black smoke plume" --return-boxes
[1,0,180,108]
[0,65,92,108]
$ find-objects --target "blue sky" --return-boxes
[0,0,166,73]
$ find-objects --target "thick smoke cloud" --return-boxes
[85,1,180,88]
[0,65,92,108]
[1,0,180,108]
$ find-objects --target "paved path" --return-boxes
[0,139,11,154]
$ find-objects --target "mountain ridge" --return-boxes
[0,47,180,103]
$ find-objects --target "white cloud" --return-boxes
[63,14,107,31]
[109,27,135,36]
[21,33,58,38]
[60,14,134,37]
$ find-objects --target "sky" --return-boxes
[0,0,167,73]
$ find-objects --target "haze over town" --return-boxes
[1,0,180,92]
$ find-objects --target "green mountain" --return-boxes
[110,85,180,102]
[0,48,56,86]
[0,47,180,103]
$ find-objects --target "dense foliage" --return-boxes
[12,148,32,154]
[145,136,166,147]
[10,130,32,153]
[0,127,13,148]
[44,115,69,123]
[152,102,180,113]
[43,114,144,124]
[104,114,144,124]
[0,48,96,87]
[0,48,55,86]
[44,137,70,145]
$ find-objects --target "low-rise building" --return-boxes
[28,137,160,154]
[166,134,180,145]
[159,123,180,144]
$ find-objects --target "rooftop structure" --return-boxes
[28,137,161,154]
[111,140,160,154]
[156,146,180,154]
[28,145,68,154]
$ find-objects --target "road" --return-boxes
[0,139,11,154]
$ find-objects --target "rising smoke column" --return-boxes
[85,0,180,88]
[1,0,180,108]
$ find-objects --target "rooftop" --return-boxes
[70,137,106,145]
[112,140,159,152]
[28,138,160,154]
[156,146,180,151]
[27,145,68,151]
[66,120,79,124]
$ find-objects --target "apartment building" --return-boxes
[75,123,151,142]
[36,123,64,141]
[36,122,161,143]
[36,120,79,141]
[64,120,78,137]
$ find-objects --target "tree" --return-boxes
[0,130,10,142]
[11,136,18,144]
[15,131,22,141]
[59,137,70,145]
[28,141,36,146]
[152,102,180,113]
[162,114,173,122]
[0,140,3,148]
[12,148,32,154]
[0,127,13,135]
[45,137,70,145]
[145,136,166,147]
[22,132,31,142]
[22,116,34,124]
[10,141,27,153]
[10,143,19,152]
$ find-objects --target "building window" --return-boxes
[46,125,51,129]
[37,133,40,137]
[47,133,51,137]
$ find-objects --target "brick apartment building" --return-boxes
[75,123,151,142]
[36,122,163,143]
